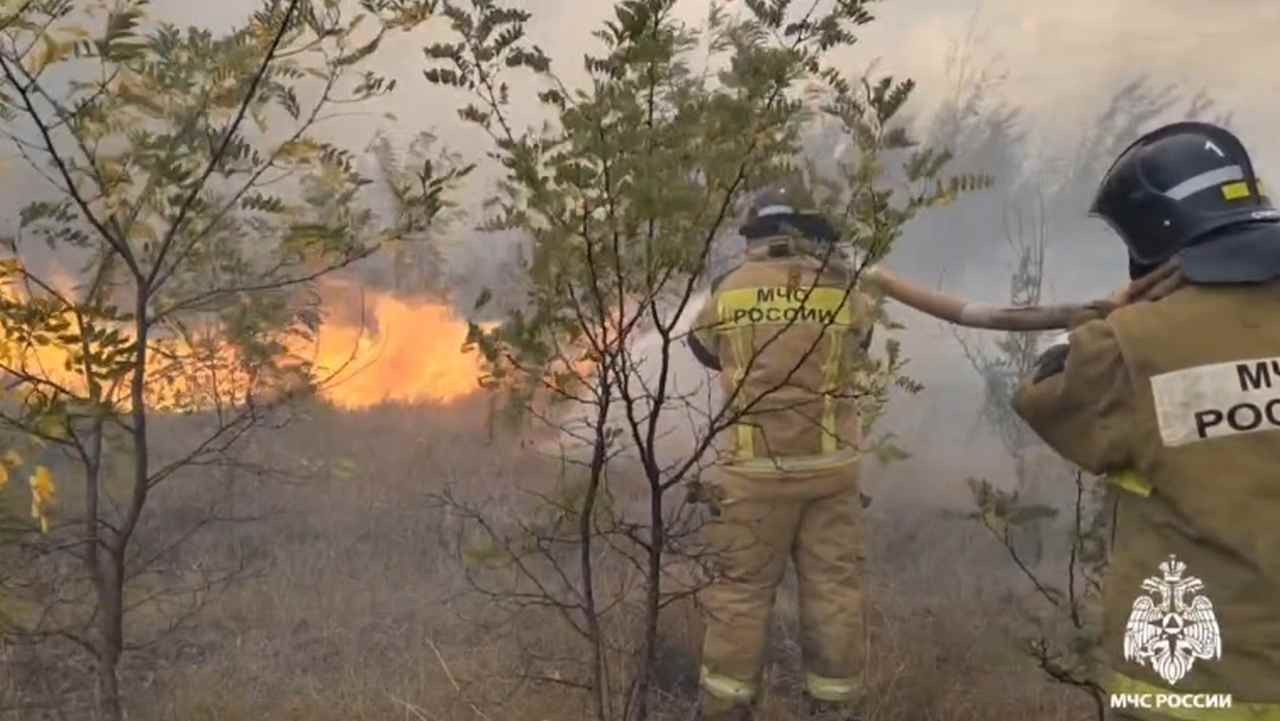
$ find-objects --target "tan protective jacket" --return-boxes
[1014,282,1280,720]
[690,246,874,499]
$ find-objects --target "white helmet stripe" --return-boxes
[1163,165,1244,201]
[755,204,795,217]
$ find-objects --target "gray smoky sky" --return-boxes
[140,0,1280,167]
[4,0,1277,506]
[10,0,1280,260]
[94,0,1280,291]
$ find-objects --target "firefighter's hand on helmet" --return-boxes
[1111,256,1186,306]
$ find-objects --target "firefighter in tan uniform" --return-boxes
[687,181,875,721]
[1013,123,1280,720]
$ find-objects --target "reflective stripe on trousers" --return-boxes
[806,672,857,702]
[1106,672,1280,721]
[700,666,754,703]
[700,668,858,704]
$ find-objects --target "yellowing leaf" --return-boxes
[29,465,55,534]
[29,33,72,75]
[277,139,323,162]
[0,464,7,491]
[127,219,158,245]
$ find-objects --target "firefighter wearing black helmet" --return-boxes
[1013,122,1280,720]
[687,177,875,721]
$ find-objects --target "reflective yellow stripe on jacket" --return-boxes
[1108,468,1154,497]
[725,325,754,461]
[714,286,854,464]
[819,325,845,455]
[719,449,861,475]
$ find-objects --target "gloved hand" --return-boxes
[1070,257,1185,329]
[686,480,725,517]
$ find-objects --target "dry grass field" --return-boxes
[2,395,1095,721]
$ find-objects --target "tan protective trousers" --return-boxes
[697,476,866,714]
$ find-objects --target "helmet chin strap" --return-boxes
[744,234,846,267]
[745,234,798,258]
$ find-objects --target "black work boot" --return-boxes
[806,696,865,721]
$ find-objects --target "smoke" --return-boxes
[5,0,1278,508]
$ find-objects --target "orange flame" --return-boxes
[0,272,490,412]
[304,285,488,409]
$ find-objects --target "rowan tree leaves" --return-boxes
[425,1,987,716]
[0,1,462,716]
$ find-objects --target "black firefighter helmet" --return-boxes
[1090,121,1280,282]
[739,177,839,249]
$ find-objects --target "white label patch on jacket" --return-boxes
[1149,357,1280,447]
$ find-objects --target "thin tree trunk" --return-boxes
[93,285,152,721]
[582,467,607,720]
[631,480,664,721]
[583,373,611,720]
[95,573,124,721]
[82,416,123,721]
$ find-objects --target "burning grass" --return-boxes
[0,273,490,416]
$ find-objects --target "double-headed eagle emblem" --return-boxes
[1123,555,1222,685]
